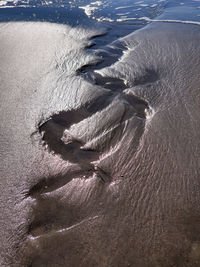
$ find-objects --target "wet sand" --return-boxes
[1,20,200,266]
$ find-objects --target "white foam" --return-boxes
[116,12,130,16]
[91,1,103,6]
[96,16,115,22]
[0,0,31,8]
[0,1,9,6]
[79,5,98,17]
[79,1,103,18]
[151,4,158,7]
[115,6,133,10]
[139,4,149,7]
[135,1,144,4]
[116,16,200,26]
[0,4,29,8]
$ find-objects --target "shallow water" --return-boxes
[1,0,200,41]
[1,1,200,267]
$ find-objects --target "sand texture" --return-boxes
[0,21,200,266]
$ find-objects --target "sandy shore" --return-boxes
[1,20,200,266]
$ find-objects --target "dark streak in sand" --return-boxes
[26,27,156,264]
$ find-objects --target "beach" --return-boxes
[1,1,200,266]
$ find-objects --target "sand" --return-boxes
[1,20,200,266]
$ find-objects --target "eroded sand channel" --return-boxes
[0,20,200,266]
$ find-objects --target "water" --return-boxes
[1,0,200,48]
[1,0,200,36]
